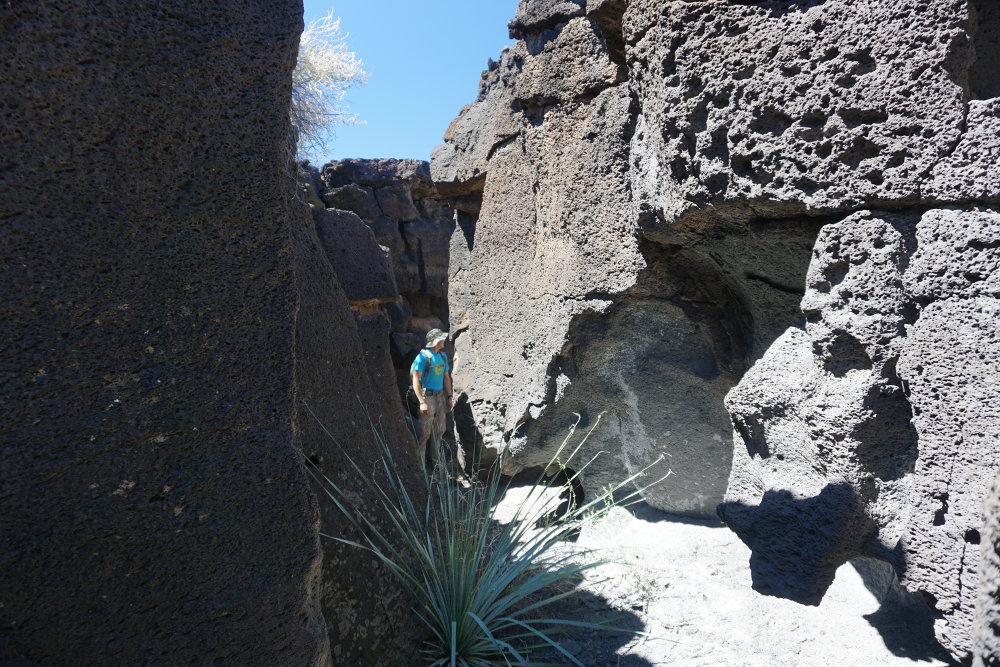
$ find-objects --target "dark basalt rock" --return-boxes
[314,208,399,303]
[0,1,329,663]
[312,159,461,398]
[1,2,421,664]
[321,183,382,221]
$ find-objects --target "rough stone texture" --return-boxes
[433,2,822,518]
[0,2,331,663]
[624,0,999,226]
[306,159,464,396]
[433,0,1000,661]
[0,4,426,664]
[290,213,423,666]
[313,208,398,303]
[310,206,415,460]
[721,208,1000,659]
[321,184,382,221]
[509,0,585,40]
[374,184,420,222]
[975,470,1000,666]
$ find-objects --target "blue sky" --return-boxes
[302,1,518,163]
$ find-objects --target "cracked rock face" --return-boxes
[434,1,999,660]
[305,158,469,393]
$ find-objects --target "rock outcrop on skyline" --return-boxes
[1,3,418,664]
[432,0,1000,660]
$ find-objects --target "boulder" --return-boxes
[321,158,436,198]
[721,208,1000,658]
[320,183,382,221]
[375,184,420,221]
[509,0,585,39]
[313,208,399,303]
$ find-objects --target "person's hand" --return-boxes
[420,401,429,415]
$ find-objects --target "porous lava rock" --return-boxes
[307,159,470,393]
[623,0,999,223]
[721,208,1000,658]
[433,0,824,517]
[1,2,418,664]
[309,206,415,459]
[975,470,1000,666]
[433,0,1000,660]
[291,210,423,665]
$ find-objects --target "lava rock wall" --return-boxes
[1,2,418,664]
[304,158,472,394]
[432,0,1000,660]
[976,470,1000,666]
[720,207,1000,658]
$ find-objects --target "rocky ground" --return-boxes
[493,483,954,667]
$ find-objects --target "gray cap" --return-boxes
[425,328,448,347]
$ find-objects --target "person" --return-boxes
[410,328,453,469]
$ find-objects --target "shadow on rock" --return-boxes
[718,482,876,604]
[851,558,956,664]
[626,500,726,527]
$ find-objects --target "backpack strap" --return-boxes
[417,349,434,389]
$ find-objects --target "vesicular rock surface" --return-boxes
[976,470,1000,666]
[305,159,469,394]
[721,207,1000,658]
[1,2,419,664]
[433,0,1000,660]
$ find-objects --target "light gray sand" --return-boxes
[493,484,952,666]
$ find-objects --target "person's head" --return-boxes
[425,328,448,351]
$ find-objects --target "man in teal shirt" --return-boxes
[411,328,453,469]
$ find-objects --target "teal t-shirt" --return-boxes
[411,350,449,391]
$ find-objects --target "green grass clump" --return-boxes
[308,413,666,666]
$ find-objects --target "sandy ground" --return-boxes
[492,483,954,667]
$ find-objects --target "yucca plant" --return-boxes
[307,411,667,666]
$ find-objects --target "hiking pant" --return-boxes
[416,392,449,467]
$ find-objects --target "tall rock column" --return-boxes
[1,2,418,664]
